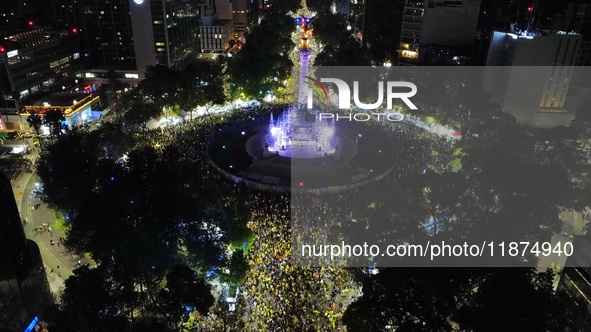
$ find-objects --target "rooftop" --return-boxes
[0,29,69,51]
[500,27,581,40]
[32,93,90,107]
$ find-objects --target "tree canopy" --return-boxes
[343,267,591,331]
[226,11,294,99]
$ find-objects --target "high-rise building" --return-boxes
[553,3,591,67]
[50,0,84,33]
[233,0,249,34]
[199,14,233,54]
[558,234,591,321]
[0,0,37,36]
[484,30,583,127]
[130,0,200,79]
[398,0,481,65]
[362,0,406,49]
[332,0,351,16]
[197,0,234,56]
[0,173,51,332]
[553,2,591,37]
[216,0,234,21]
[486,30,582,67]
[81,0,135,67]
[0,28,83,114]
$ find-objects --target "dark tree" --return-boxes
[311,11,349,47]
[92,122,136,158]
[220,249,249,286]
[123,101,162,127]
[154,265,215,330]
[343,268,591,332]
[26,112,43,135]
[36,129,110,214]
[54,265,130,332]
[307,0,332,12]
[139,65,183,108]
[315,40,370,66]
[268,0,301,14]
[226,12,294,99]
[180,61,226,120]
[105,69,124,106]
[112,88,142,122]
[43,108,66,136]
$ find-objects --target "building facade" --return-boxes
[215,0,234,21]
[233,0,249,34]
[333,0,351,16]
[81,0,136,67]
[362,0,406,49]
[0,173,51,332]
[50,0,85,33]
[199,14,233,53]
[130,0,200,79]
[553,1,591,92]
[0,29,82,115]
[0,2,37,37]
[484,30,583,127]
[398,0,481,65]
[558,234,591,321]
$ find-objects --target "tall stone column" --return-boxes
[298,49,311,107]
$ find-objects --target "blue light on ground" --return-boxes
[206,268,218,277]
[24,316,39,332]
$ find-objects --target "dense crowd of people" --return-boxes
[126,103,458,330]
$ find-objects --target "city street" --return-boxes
[9,146,90,296]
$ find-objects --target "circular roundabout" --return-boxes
[207,110,398,194]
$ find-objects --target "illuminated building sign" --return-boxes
[7,50,18,58]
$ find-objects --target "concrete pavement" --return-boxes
[9,149,85,296]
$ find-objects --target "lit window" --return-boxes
[401,50,418,59]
